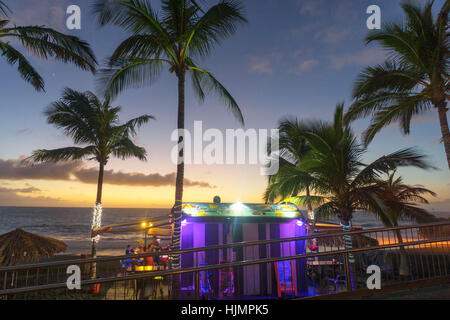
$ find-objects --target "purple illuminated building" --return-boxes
[179,202,307,299]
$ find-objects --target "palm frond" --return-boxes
[116,114,155,137]
[99,58,164,99]
[184,0,247,58]
[109,34,168,63]
[314,201,337,220]
[32,89,151,167]
[0,1,11,17]
[189,65,244,125]
[283,195,327,208]
[111,137,148,161]
[351,61,425,100]
[361,96,432,145]
[28,146,96,163]
[367,170,437,226]
[366,23,427,72]
[352,148,434,187]
[92,0,173,51]
[0,41,44,90]
[347,91,409,123]
[12,26,97,72]
[45,88,99,144]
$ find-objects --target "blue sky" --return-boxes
[1,0,449,211]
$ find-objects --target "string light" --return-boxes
[91,203,102,243]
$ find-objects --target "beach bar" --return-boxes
[179,202,307,299]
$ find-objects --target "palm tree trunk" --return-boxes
[305,187,314,227]
[305,187,317,252]
[171,71,186,298]
[340,214,355,290]
[89,162,104,280]
[96,163,104,205]
[174,72,185,221]
[436,101,450,170]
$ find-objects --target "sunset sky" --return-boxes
[1,0,449,211]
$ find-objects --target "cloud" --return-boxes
[16,128,33,135]
[0,184,64,206]
[291,59,319,75]
[0,158,79,181]
[297,0,324,16]
[247,53,282,75]
[314,27,350,44]
[0,186,41,194]
[0,158,214,188]
[73,167,214,188]
[248,53,317,76]
[297,0,360,23]
[328,48,386,70]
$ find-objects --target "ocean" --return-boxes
[0,206,448,256]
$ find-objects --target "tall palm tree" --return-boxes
[0,4,96,91]
[29,88,153,278]
[370,171,436,275]
[92,0,247,274]
[346,1,450,169]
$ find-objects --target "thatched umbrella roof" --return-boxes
[0,229,67,266]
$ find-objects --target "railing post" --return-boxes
[344,252,352,291]
[2,272,6,300]
[195,271,200,300]
[3,272,6,290]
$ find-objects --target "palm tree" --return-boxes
[373,172,436,230]
[29,88,153,278]
[92,0,247,274]
[346,1,450,169]
[265,104,434,286]
[370,171,436,276]
[0,5,96,91]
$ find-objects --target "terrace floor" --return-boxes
[300,276,450,300]
[361,283,450,300]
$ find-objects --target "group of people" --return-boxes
[125,236,164,267]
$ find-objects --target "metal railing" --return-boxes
[1,221,449,300]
